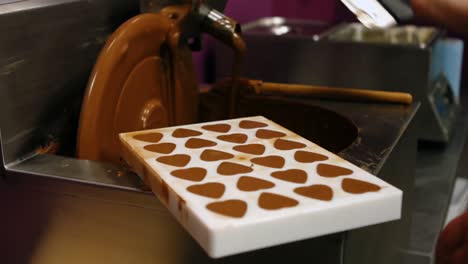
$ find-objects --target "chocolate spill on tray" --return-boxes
[144,143,176,154]
[185,138,217,149]
[295,151,329,163]
[217,162,253,176]
[156,154,191,167]
[251,156,285,169]
[233,144,266,155]
[237,176,275,192]
[202,124,231,133]
[187,182,226,198]
[271,169,307,184]
[171,168,207,182]
[200,149,234,162]
[239,120,268,129]
[256,129,286,139]
[258,192,299,210]
[317,164,353,178]
[133,132,163,143]
[207,200,248,218]
[217,133,248,144]
[172,128,202,138]
[342,178,381,194]
[294,185,333,201]
[274,139,306,151]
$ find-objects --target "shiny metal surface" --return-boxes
[0,2,419,263]
[243,17,335,39]
[217,21,457,142]
[0,0,138,166]
[326,23,440,49]
[341,0,397,28]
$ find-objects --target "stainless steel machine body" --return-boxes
[218,19,460,143]
[1,1,419,263]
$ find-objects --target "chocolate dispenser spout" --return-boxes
[198,4,243,49]
[198,4,245,118]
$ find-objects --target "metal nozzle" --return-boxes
[199,4,241,47]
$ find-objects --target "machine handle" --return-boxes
[249,80,413,105]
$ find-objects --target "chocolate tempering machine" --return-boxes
[0,0,423,263]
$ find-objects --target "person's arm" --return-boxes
[436,211,468,264]
[411,0,468,36]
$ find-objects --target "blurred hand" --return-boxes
[411,0,468,36]
[436,211,468,264]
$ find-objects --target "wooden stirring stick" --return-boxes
[247,80,413,105]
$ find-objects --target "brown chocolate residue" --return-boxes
[239,120,268,129]
[271,169,307,184]
[342,178,381,194]
[172,128,202,138]
[187,182,226,198]
[133,132,163,143]
[217,133,248,144]
[200,149,234,162]
[294,151,329,163]
[237,176,275,192]
[144,143,176,154]
[317,164,353,178]
[185,138,217,149]
[202,124,231,133]
[258,192,299,210]
[251,156,285,169]
[233,144,266,155]
[274,139,306,151]
[228,35,246,118]
[294,185,333,201]
[256,129,286,139]
[217,162,253,176]
[156,154,191,167]
[178,197,186,212]
[171,167,206,182]
[206,199,247,218]
[161,181,169,204]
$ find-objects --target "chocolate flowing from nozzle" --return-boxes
[200,5,246,118]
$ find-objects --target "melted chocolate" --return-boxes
[171,167,206,182]
[256,129,286,139]
[237,176,275,192]
[251,156,285,169]
[271,169,307,184]
[161,181,169,204]
[294,185,333,201]
[228,35,246,118]
[172,128,202,138]
[274,139,306,151]
[187,182,226,198]
[217,162,253,176]
[342,178,381,194]
[206,200,247,218]
[217,133,248,144]
[185,138,217,149]
[294,151,329,163]
[317,164,353,178]
[233,144,266,155]
[258,192,299,210]
[202,124,231,133]
[133,132,163,143]
[156,154,190,167]
[200,149,234,162]
[144,143,176,154]
[239,120,268,129]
